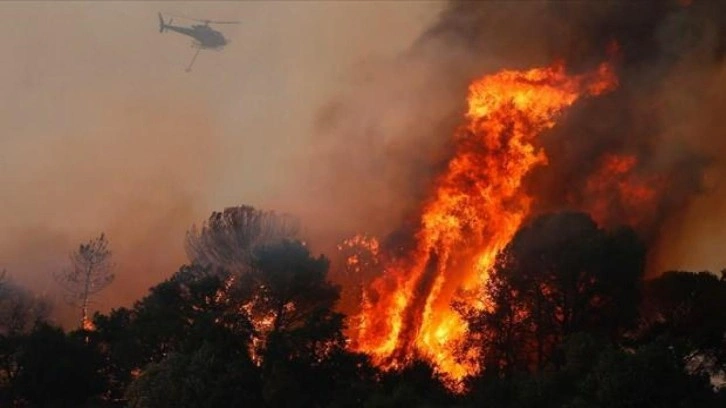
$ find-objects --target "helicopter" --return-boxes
[158,12,239,72]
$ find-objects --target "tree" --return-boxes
[640,270,726,381]
[578,339,719,408]
[0,277,51,336]
[460,212,646,374]
[364,359,455,407]
[185,205,299,273]
[90,307,142,401]
[89,202,370,405]
[463,333,722,408]
[242,241,351,407]
[91,264,256,400]
[10,323,105,407]
[0,276,51,401]
[125,343,262,408]
[104,240,360,407]
[244,241,342,361]
[55,233,115,330]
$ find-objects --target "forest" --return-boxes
[0,206,724,407]
[3,0,726,407]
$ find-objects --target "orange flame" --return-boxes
[582,153,663,229]
[82,316,96,332]
[348,60,618,383]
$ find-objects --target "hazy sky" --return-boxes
[0,1,443,322]
[3,1,726,326]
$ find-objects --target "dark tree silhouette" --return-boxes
[244,241,343,363]
[185,205,299,273]
[124,342,262,408]
[10,323,105,407]
[92,264,255,400]
[99,240,359,407]
[0,277,50,336]
[577,338,718,408]
[34,206,725,407]
[242,240,352,407]
[55,234,115,330]
[0,277,51,401]
[365,359,455,407]
[640,270,726,379]
[463,332,723,408]
[460,212,646,374]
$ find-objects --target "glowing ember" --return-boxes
[82,316,96,332]
[348,60,618,382]
[338,234,381,278]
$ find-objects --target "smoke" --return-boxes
[0,89,220,325]
[3,1,725,327]
[291,54,460,247]
[304,0,726,276]
[0,2,443,327]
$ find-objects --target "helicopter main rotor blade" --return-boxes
[164,13,239,25]
[164,13,200,22]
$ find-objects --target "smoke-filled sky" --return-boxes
[2,0,726,326]
[0,1,443,324]
[305,0,726,280]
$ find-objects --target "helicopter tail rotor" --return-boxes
[158,12,166,33]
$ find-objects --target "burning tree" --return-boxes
[350,59,619,380]
[185,205,300,273]
[114,239,353,407]
[242,241,343,362]
[55,233,115,330]
[458,212,645,374]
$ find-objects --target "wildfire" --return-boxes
[583,153,663,229]
[347,60,618,382]
[82,316,96,332]
[337,235,381,278]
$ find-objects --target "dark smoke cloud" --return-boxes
[309,0,726,276]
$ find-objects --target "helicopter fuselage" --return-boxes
[158,13,237,71]
[164,24,227,49]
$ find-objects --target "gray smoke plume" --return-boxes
[310,0,726,276]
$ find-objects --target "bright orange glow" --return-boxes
[348,60,619,383]
[584,153,663,228]
[338,234,381,277]
[82,316,95,332]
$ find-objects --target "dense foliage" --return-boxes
[0,209,724,407]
